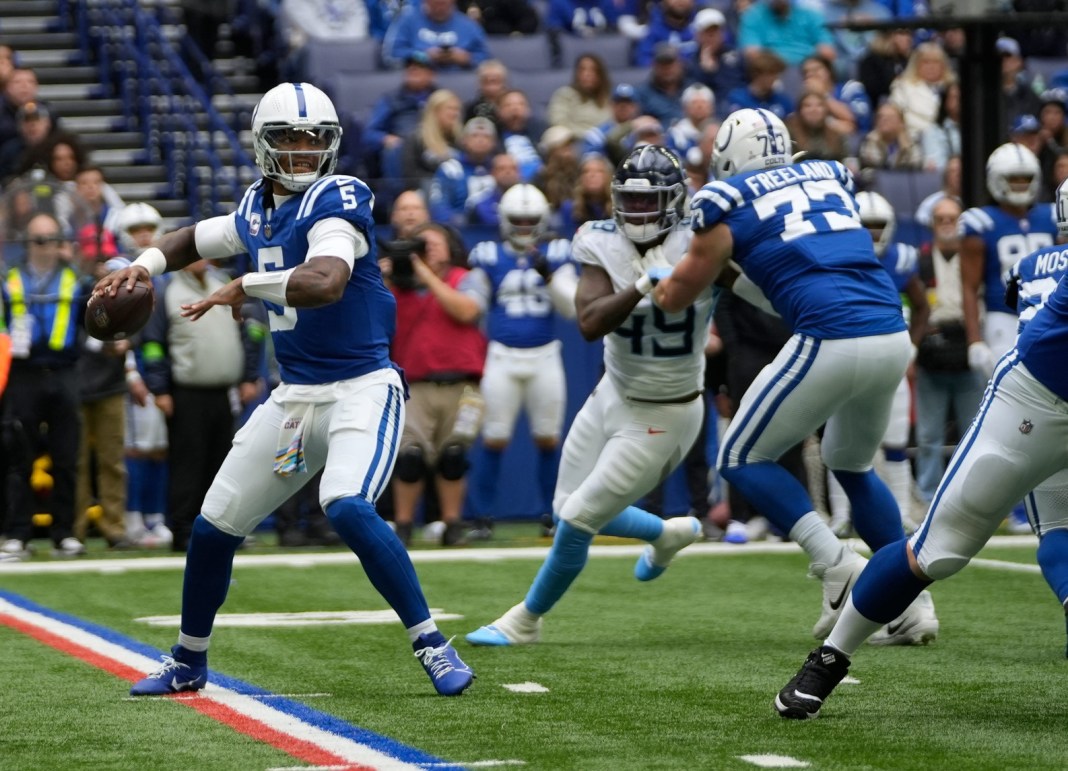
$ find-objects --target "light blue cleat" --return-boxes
[465,603,542,646]
[635,516,702,582]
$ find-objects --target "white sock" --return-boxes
[125,511,146,534]
[406,619,438,643]
[510,602,542,625]
[177,632,210,653]
[824,596,883,657]
[790,511,845,567]
[144,512,164,529]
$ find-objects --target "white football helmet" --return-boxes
[711,108,791,179]
[1055,178,1068,238]
[986,142,1041,207]
[252,82,342,193]
[856,191,896,256]
[115,202,162,254]
[499,184,550,250]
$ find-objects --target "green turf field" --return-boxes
[0,530,1065,770]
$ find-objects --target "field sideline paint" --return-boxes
[0,591,464,771]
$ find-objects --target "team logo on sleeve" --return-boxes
[249,213,261,237]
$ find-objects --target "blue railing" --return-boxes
[66,0,257,218]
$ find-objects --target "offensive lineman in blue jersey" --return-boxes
[97,83,474,697]
[654,108,938,644]
[826,192,929,538]
[1001,178,1068,655]
[775,180,1068,719]
[464,184,579,533]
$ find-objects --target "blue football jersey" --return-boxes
[1015,272,1068,401]
[959,203,1056,315]
[232,175,396,385]
[467,238,572,348]
[879,242,919,294]
[1006,243,1068,330]
[690,159,906,339]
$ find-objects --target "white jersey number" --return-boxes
[997,233,1053,274]
[752,179,862,242]
[257,246,297,331]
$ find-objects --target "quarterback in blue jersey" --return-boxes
[776,179,1068,719]
[464,184,578,531]
[960,142,1056,378]
[654,108,937,644]
[97,83,473,697]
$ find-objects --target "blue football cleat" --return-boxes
[635,516,701,581]
[413,634,475,696]
[130,647,208,696]
[465,624,517,646]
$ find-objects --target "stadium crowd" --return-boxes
[1,0,1066,559]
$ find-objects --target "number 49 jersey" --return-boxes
[690,159,905,339]
[231,176,396,385]
[571,219,717,402]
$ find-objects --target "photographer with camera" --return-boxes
[381,222,486,546]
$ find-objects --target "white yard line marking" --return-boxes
[738,754,811,768]
[841,676,860,685]
[501,682,549,693]
[134,610,462,627]
[0,536,1037,575]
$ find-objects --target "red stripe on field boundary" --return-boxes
[0,612,373,770]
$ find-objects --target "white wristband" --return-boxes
[635,273,654,296]
[243,268,294,306]
[125,369,143,385]
[132,247,167,277]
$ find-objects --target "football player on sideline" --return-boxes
[776,179,1068,719]
[97,82,474,697]
[654,108,938,644]
[466,145,713,647]
[465,184,579,535]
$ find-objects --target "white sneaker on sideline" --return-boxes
[139,524,173,549]
[810,549,868,639]
[0,538,30,561]
[53,537,87,558]
[869,590,939,646]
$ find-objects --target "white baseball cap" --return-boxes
[693,8,726,32]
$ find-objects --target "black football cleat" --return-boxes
[775,645,850,719]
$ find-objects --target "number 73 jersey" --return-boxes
[571,219,717,402]
[690,159,905,339]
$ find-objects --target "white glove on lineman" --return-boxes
[639,245,671,272]
[968,341,995,378]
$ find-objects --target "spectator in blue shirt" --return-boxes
[633,0,699,67]
[738,0,836,68]
[363,52,438,178]
[468,152,521,228]
[582,83,642,166]
[546,0,619,36]
[725,50,795,120]
[667,83,715,161]
[800,54,872,134]
[429,116,499,227]
[636,43,691,127]
[687,8,745,113]
[382,0,492,70]
[496,89,547,183]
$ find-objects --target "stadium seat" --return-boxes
[1028,56,1068,88]
[872,169,942,219]
[303,38,381,84]
[325,71,403,118]
[556,33,633,70]
[512,70,569,115]
[434,71,480,103]
[488,34,553,72]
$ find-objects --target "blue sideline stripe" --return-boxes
[0,590,461,770]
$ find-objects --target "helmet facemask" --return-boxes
[255,124,341,193]
[612,180,684,245]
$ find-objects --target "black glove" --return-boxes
[532,255,553,283]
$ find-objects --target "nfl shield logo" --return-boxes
[1019,419,1033,435]
[250,213,261,236]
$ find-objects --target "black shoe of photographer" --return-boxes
[442,522,468,547]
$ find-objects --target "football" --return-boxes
[85,280,154,341]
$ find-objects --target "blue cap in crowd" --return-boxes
[1011,114,1040,134]
[612,83,637,102]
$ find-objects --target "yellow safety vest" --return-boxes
[6,266,79,351]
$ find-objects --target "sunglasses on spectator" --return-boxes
[29,235,66,245]
[932,215,958,223]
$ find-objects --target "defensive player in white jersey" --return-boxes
[654,108,937,644]
[1003,178,1068,655]
[827,192,929,535]
[97,83,474,697]
[465,184,578,531]
[960,142,1056,378]
[775,180,1068,719]
[466,146,713,647]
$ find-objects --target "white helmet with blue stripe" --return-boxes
[986,142,1041,207]
[856,191,896,256]
[711,108,791,180]
[252,82,342,193]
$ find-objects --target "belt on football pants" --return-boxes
[628,390,703,405]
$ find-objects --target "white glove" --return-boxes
[640,245,671,271]
[635,266,673,295]
[968,341,995,378]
